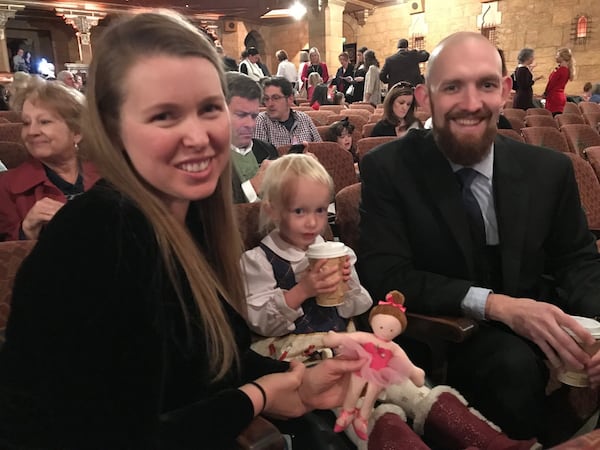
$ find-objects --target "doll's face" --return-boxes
[371,314,403,341]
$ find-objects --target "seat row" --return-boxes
[504,101,600,116]
[499,123,600,159]
[504,109,600,131]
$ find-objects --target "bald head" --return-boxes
[414,31,512,166]
[425,32,503,86]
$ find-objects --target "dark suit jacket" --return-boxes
[358,129,600,318]
[231,138,278,203]
[379,49,429,87]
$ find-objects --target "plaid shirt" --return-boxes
[254,109,322,147]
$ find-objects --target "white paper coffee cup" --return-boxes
[306,242,348,307]
[557,316,600,387]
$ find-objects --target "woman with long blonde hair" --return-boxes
[0,10,363,450]
[544,47,575,115]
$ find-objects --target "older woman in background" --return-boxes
[0,77,99,241]
[513,48,543,110]
[371,81,421,137]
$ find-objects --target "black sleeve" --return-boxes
[240,63,249,75]
[371,120,395,137]
[379,61,389,83]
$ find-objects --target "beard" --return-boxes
[431,103,497,166]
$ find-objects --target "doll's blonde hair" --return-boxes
[259,153,333,230]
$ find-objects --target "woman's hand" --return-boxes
[21,197,65,239]
[260,360,306,418]
[245,360,307,419]
[298,357,366,410]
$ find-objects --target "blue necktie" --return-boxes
[456,168,486,249]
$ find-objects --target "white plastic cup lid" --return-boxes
[306,241,348,259]
[562,316,600,339]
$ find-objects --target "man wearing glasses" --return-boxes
[254,77,322,148]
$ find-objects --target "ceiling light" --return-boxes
[261,2,306,20]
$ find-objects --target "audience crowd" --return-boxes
[1,9,600,450]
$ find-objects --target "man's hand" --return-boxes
[249,159,272,193]
[485,293,594,370]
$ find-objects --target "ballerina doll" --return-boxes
[323,290,425,440]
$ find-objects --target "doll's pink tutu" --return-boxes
[336,337,412,387]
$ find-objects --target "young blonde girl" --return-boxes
[306,71,323,105]
[241,154,372,359]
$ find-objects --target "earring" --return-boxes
[74,142,79,152]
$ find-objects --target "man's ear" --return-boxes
[501,75,513,102]
[414,84,430,113]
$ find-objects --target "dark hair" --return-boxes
[225,71,262,102]
[397,38,409,49]
[326,117,356,158]
[363,50,379,70]
[262,76,293,97]
[310,83,330,106]
[333,91,345,105]
[276,49,288,62]
[358,46,368,54]
[383,82,419,130]
[328,117,355,138]
[497,48,507,77]
[246,47,259,56]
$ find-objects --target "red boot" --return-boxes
[413,387,541,450]
[367,404,430,450]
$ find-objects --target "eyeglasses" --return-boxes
[263,95,286,103]
[391,81,414,91]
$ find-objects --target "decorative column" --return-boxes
[56,10,105,64]
[307,0,347,75]
[0,5,24,72]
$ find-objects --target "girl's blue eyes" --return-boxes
[292,207,328,215]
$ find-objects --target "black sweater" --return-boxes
[0,181,287,449]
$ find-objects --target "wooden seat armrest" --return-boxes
[405,313,478,344]
[236,416,285,450]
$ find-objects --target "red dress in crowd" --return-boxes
[544,65,570,114]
